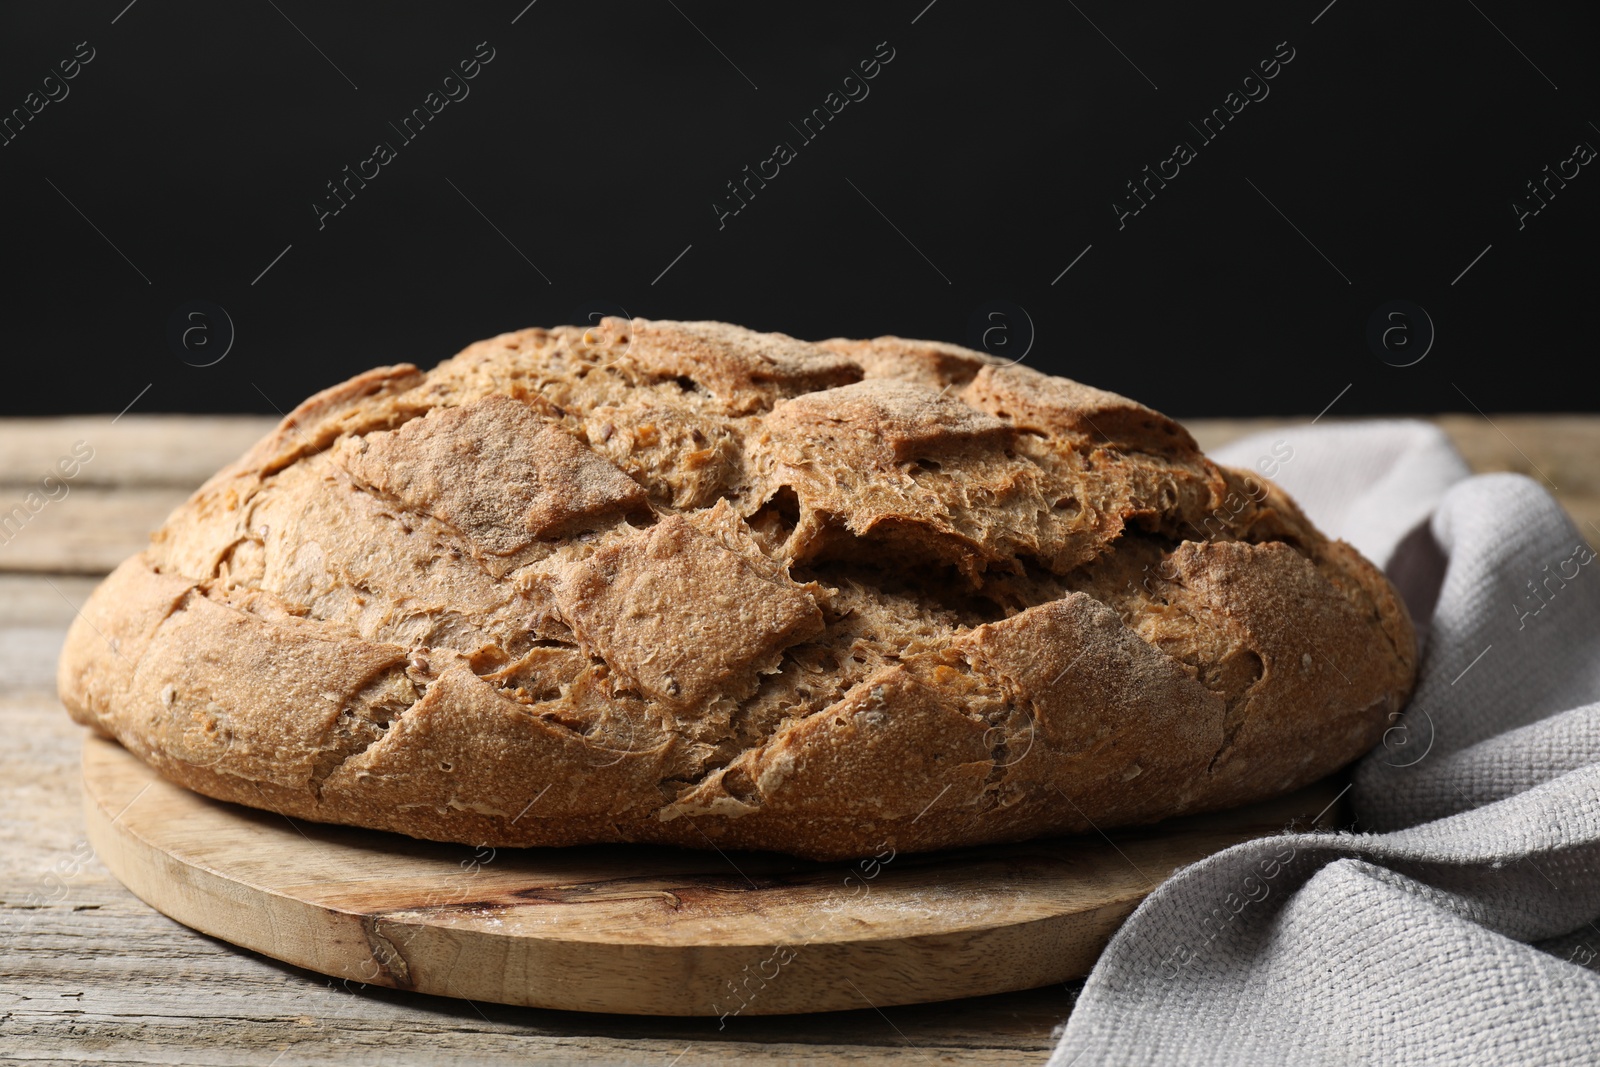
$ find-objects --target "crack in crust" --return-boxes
[58,319,1418,861]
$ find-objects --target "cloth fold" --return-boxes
[1049,421,1600,1066]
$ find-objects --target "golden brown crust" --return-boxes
[556,509,825,710]
[334,395,650,556]
[962,363,1201,454]
[58,319,1417,860]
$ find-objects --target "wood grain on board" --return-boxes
[80,734,1339,1017]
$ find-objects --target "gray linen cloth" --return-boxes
[1048,421,1600,1066]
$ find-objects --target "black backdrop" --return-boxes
[2,1,1594,418]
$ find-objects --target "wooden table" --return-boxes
[4,414,1594,1066]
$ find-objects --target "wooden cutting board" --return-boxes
[82,734,1342,1017]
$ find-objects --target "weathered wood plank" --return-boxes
[0,487,190,575]
[0,576,98,697]
[0,575,101,627]
[0,626,67,691]
[0,416,274,489]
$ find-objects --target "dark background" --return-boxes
[2,0,1594,419]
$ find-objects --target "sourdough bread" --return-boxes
[57,319,1416,860]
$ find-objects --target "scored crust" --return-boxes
[58,319,1416,860]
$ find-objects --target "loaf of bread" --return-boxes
[58,319,1416,860]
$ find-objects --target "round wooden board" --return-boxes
[83,734,1341,1016]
